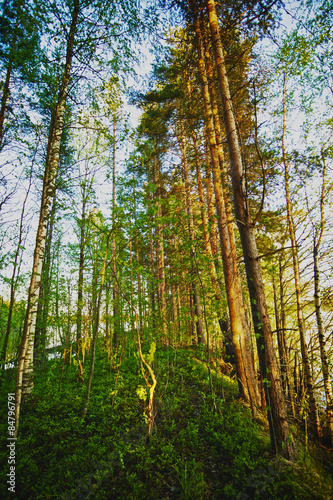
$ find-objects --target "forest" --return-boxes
[0,0,332,498]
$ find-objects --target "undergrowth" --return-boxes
[0,344,332,499]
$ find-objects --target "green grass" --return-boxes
[0,345,332,499]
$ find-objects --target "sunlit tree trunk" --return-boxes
[205,0,294,458]
[191,129,220,301]
[14,0,79,437]
[204,140,219,261]
[193,9,260,412]
[273,276,287,394]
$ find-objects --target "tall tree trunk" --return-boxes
[112,118,119,346]
[0,59,13,149]
[148,218,156,335]
[82,230,111,418]
[278,257,296,418]
[282,74,321,439]
[204,140,219,261]
[178,126,205,345]
[191,129,220,301]
[204,0,294,458]
[273,276,287,394]
[0,0,23,147]
[34,195,57,369]
[153,155,167,342]
[14,0,79,437]
[0,137,35,381]
[312,150,333,443]
[313,244,333,442]
[133,180,144,340]
[193,9,260,412]
[77,193,86,344]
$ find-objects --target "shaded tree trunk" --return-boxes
[178,126,205,345]
[282,73,321,439]
[34,195,57,369]
[0,0,23,147]
[0,139,35,381]
[312,150,333,443]
[112,118,120,347]
[82,230,111,418]
[153,155,167,341]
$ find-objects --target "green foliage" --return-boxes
[146,341,156,365]
[0,347,331,499]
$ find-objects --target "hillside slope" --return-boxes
[0,346,332,499]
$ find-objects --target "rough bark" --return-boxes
[193,9,260,411]
[191,129,220,301]
[205,0,294,458]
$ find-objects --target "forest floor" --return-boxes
[0,344,333,499]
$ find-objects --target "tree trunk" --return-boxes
[82,230,111,418]
[278,257,296,418]
[34,195,57,369]
[312,150,333,443]
[191,129,220,301]
[153,155,167,342]
[0,0,23,147]
[204,140,219,261]
[112,118,120,347]
[178,127,206,345]
[205,0,294,458]
[273,276,287,394]
[77,192,86,344]
[193,9,260,412]
[14,0,79,438]
[0,141,35,381]
[282,73,321,439]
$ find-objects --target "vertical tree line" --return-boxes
[0,0,332,457]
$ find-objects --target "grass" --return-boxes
[0,343,332,499]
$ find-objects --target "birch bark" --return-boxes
[14,0,80,437]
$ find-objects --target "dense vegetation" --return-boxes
[1,344,333,499]
[0,0,332,498]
